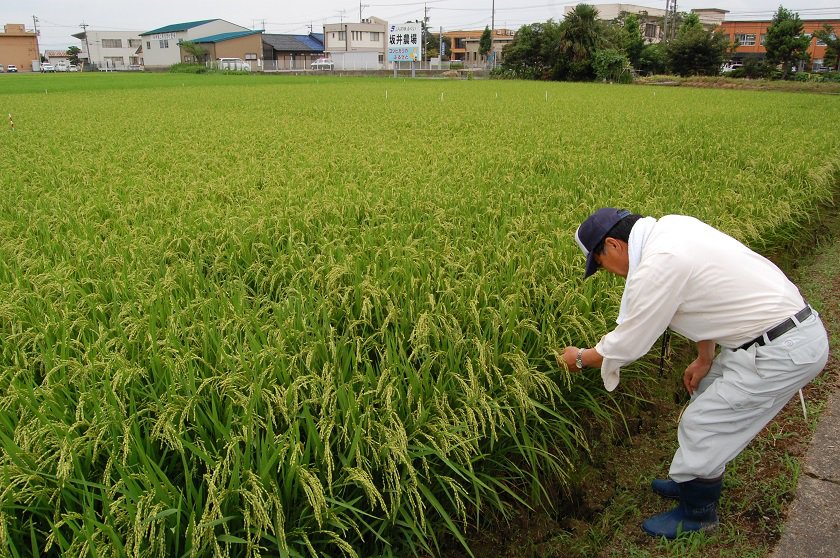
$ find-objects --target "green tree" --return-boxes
[638,42,668,75]
[66,46,82,66]
[554,4,605,81]
[501,21,562,79]
[764,7,811,78]
[616,13,645,67]
[593,48,633,82]
[179,40,207,64]
[424,32,446,60]
[813,24,839,70]
[479,26,492,59]
[666,13,729,76]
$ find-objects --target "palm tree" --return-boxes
[555,4,604,80]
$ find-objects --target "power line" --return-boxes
[436,2,573,12]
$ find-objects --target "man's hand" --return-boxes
[684,340,716,395]
[561,346,582,372]
[683,357,712,395]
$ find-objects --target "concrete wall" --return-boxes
[329,51,383,70]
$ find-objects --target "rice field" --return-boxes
[0,73,838,557]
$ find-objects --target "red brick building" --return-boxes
[719,19,839,69]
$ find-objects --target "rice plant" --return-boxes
[0,73,837,557]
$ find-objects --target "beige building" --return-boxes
[444,28,515,66]
[563,4,728,42]
[0,23,39,72]
[185,30,263,68]
[323,17,387,70]
[44,50,71,65]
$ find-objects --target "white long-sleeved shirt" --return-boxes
[594,215,805,391]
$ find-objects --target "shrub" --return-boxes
[169,63,208,74]
[593,49,633,83]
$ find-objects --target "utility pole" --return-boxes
[359,2,369,22]
[32,15,41,64]
[662,0,669,44]
[80,22,91,71]
[423,4,430,64]
[490,0,496,67]
[671,0,677,40]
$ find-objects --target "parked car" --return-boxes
[7,65,17,73]
[217,58,250,71]
[40,63,56,72]
[68,64,78,72]
[720,63,743,73]
[0,64,4,73]
[310,58,334,70]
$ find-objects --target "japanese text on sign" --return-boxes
[387,22,422,62]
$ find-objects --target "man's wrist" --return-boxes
[576,348,585,370]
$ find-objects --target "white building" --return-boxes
[563,4,728,42]
[71,29,144,70]
[323,17,387,70]
[139,19,250,68]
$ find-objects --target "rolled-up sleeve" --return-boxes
[594,252,689,391]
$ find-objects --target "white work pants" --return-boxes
[669,311,829,482]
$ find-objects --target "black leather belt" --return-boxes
[737,305,812,351]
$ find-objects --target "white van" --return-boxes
[217,58,251,72]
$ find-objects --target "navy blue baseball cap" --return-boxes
[575,208,631,278]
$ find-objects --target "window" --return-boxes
[129,56,140,64]
[244,53,257,60]
[159,40,169,48]
[146,41,151,49]
[735,33,755,46]
[128,39,141,48]
[370,32,380,41]
[760,34,766,45]
[455,38,465,49]
[338,31,346,40]
[352,31,363,41]
[644,23,657,39]
[104,56,124,67]
[378,54,384,63]
[102,39,122,48]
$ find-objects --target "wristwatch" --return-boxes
[576,348,585,370]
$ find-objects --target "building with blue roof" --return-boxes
[139,19,252,68]
[262,33,325,71]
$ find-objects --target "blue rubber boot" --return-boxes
[642,477,722,539]
[651,479,679,500]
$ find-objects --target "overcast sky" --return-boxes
[10,0,840,52]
